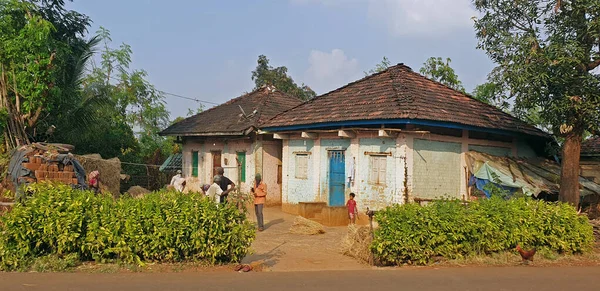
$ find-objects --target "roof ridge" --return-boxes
[400,68,548,136]
[261,63,411,128]
[389,65,416,117]
[314,63,411,101]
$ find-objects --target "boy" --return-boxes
[346,193,358,224]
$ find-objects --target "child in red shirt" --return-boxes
[346,193,358,224]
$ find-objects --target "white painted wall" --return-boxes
[280,129,535,212]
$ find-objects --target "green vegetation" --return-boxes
[473,0,600,205]
[419,57,465,92]
[251,55,316,101]
[371,197,594,266]
[0,183,255,271]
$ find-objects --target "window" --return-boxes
[192,151,199,177]
[369,155,386,185]
[295,154,309,179]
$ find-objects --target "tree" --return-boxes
[251,55,316,101]
[419,57,465,92]
[0,0,59,148]
[0,0,93,149]
[364,56,391,75]
[473,0,600,206]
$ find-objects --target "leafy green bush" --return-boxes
[372,197,594,265]
[0,183,255,271]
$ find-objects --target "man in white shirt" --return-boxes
[170,170,186,192]
[206,175,224,205]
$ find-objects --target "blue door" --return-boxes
[329,151,346,206]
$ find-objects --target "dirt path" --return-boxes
[2,267,600,291]
[242,206,370,272]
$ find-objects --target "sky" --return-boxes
[68,0,495,121]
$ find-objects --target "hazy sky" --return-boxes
[68,0,495,120]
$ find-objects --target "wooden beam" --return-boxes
[273,133,290,140]
[301,132,318,139]
[378,129,397,138]
[338,130,356,139]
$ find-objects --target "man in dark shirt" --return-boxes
[216,167,235,203]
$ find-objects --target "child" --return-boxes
[346,193,358,224]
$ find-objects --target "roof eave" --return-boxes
[160,126,258,137]
[262,118,550,139]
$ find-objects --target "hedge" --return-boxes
[0,183,255,271]
[371,196,594,265]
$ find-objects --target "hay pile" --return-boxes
[590,219,600,244]
[75,154,121,195]
[127,186,150,198]
[289,216,325,235]
[341,224,374,264]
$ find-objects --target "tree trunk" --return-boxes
[559,131,582,206]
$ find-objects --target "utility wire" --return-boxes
[83,68,220,106]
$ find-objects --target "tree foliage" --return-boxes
[0,0,60,147]
[364,56,391,75]
[419,57,466,92]
[251,55,315,100]
[473,0,600,205]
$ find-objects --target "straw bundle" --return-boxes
[127,186,151,198]
[289,216,325,235]
[341,224,374,264]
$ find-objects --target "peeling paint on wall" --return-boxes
[286,139,315,203]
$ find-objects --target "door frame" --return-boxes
[328,150,346,206]
[211,150,222,178]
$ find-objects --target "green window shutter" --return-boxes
[237,152,246,182]
[192,151,199,177]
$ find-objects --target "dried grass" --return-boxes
[75,154,121,196]
[341,224,374,264]
[127,186,151,198]
[289,216,325,235]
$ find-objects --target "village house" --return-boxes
[581,137,600,183]
[260,64,555,224]
[159,85,303,205]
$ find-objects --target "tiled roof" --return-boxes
[159,153,182,172]
[262,64,548,138]
[160,86,303,136]
[582,137,600,156]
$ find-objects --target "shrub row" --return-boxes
[371,197,594,265]
[0,183,255,271]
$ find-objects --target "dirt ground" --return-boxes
[242,206,371,272]
[3,267,600,291]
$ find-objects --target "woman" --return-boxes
[251,173,267,231]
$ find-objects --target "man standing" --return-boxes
[216,167,235,203]
[251,173,267,231]
[169,170,186,192]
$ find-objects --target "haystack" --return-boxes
[341,224,374,264]
[75,154,121,195]
[127,186,150,198]
[289,216,325,235]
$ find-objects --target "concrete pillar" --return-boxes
[313,138,321,202]
[254,136,264,177]
[282,139,289,204]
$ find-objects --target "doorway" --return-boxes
[328,150,345,206]
[212,151,221,177]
